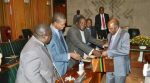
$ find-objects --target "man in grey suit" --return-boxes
[102,18,130,83]
[16,24,57,83]
[47,12,81,76]
[66,16,102,67]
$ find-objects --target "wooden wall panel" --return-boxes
[30,0,38,29]
[3,3,13,27]
[24,3,32,30]
[0,0,4,26]
[11,0,26,39]
[1,0,52,40]
[37,0,51,24]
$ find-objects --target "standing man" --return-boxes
[66,16,102,68]
[102,18,130,83]
[47,12,81,76]
[16,24,57,83]
[95,6,109,39]
[73,10,83,24]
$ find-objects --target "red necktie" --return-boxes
[101,14,106,30]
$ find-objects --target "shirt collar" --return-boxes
[100,13,104,16]
[50,24,60,37]
[112,28,120,38]
[32,36,44,46]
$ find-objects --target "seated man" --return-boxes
[66,16,102,68]
[86,18,97,48]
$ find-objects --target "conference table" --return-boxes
[56,46,150,83]
[0,60,19,83]
[55,62,104,83]
[0,46,149,83]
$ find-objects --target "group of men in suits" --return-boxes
[16,7,130,83]
[66,16,102,68]
[74,7,109,40]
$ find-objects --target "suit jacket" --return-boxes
[66,25,102,56]
[95,13,109,31]
[47,26,68,76]
[16,36,56,83]
[87,26,97,39]
[107,29,130,76]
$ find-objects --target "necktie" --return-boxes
[101,14,106,30]
[59,31,66,51]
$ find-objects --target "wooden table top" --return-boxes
[55,62,102,83]
[0,60,19,73]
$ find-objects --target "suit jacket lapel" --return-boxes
[75,26,83,43]
[111,29,122,49]
[84,29,90,43]
[108,34,112,46]
[41,46,52,61]
[52,28,68,52]
[59,31,68,51]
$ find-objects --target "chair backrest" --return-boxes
[22,29,32,39]
[0,26,11,42]
[128,28,140,39]
[0,39,28,64]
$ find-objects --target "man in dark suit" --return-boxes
[95,6,109,39]
[66,16,102,68]
[86,18,97,48]
[16,24,57,83]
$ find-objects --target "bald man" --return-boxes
[16,24,57,83]
[102,18,130,83]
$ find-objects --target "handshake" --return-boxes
[91,49,108,57]
[70,43,109,60]
[92,43,108,57]
[92,49,103,57]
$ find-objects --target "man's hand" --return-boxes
[70,52,81,60]
[102,51,108,57]
[103,43,108,48]
[92,50,102,57]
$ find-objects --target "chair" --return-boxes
[22,29,32,39]
[0,26,11,42]
[128,28,140,39]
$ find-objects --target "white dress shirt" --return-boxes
[100,14,106,30]
[109,28,120,49]
[79,30,93,58]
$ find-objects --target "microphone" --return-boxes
[5,39,18,63]
[52,62,65,83]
